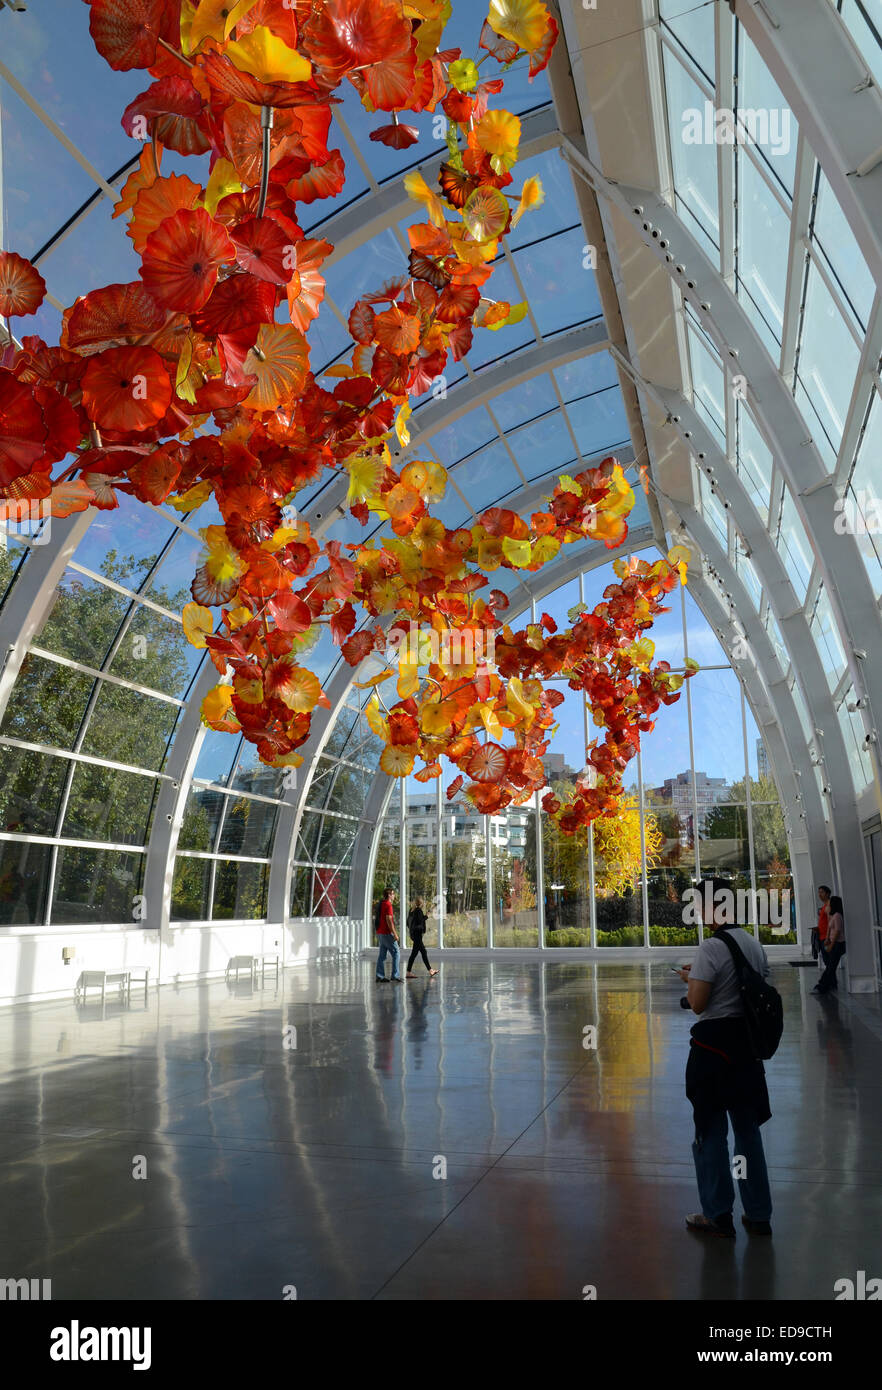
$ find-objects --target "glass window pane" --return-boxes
[53,847,144,924]
[294,808,322,862]
[515,227,601,336]
[795,261,861,459]
[809,585,847,691]
[229,741,286,798]
[405,793,439,950]
[212,860,269,919]
[317,813,359,866]
[812,171,875,329]
[106,607,200,698]
[178,788,225,852]
[0,655,92,750]
[0,538,29,614]
[737,405,773,521]
[81,685,179,771]
[0,839,52,925]
[35,569,130,667]
[0,748,68,835]
[71,496,169,593]
[659,0,716,82]
[192,730,241,786]
[216,796,278,858]
[63,764,157,845]
[312,866,349,917]
[688,329,727,443]
[289,864,311,917]
[172,856,212,921]
[492,803,538,946]
[737,31,798,195]
[775,487,813,602]
[663,45,721,259]
[737,154,790,349]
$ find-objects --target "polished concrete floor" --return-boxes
[1,957,880,1300]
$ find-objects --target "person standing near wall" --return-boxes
[813,885,831,962]
[813,894,846,995]
[375,886,402,984]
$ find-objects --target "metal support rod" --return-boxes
[485,812,493,948]
[257,105,274,218]
[580,571,598,946]
[682,584,703,941]
[741,682,760,939]
[535,788,545,950]
[637,746,650,949]
[436,774,444,950]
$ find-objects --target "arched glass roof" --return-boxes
[1,0,880,987]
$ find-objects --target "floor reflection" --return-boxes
[0,960,878,1299]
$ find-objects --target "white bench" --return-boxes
[75,970,131,1006]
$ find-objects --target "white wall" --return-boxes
[0,915,366,1006]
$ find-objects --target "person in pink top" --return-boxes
[374,886,402,983]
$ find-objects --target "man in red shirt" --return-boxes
[375,886,402,983]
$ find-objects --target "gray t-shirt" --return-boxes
[689,928,770,1022]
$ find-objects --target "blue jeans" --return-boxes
[376,935,400,979]
[692,1106,772,1224]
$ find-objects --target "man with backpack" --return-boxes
[676,877,781,1240]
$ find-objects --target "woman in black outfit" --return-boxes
[406,897,437,977]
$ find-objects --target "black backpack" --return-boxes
[716,929,784,1060]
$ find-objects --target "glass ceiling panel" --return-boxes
[491,373,558,431]
[737,153,790,353]
[514,227,601,336]
[737,405,773,522]
[505,148,580,251]
[736,30,798,197]
[431,411,499,468]
[775,486,813,602]
[455,441,521,513]
[553,349,619,401]
[72,497,171,594]
[659,0,716,84]
[661,42,720,264]
[687,328,727,444]
[566,389,630,458]
[809,584,847,691]
[812,170,876,331]
[848,389,882,599]
[794,260,862,462]
[513,412,578,481]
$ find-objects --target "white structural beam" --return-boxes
[734,0,882,295]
